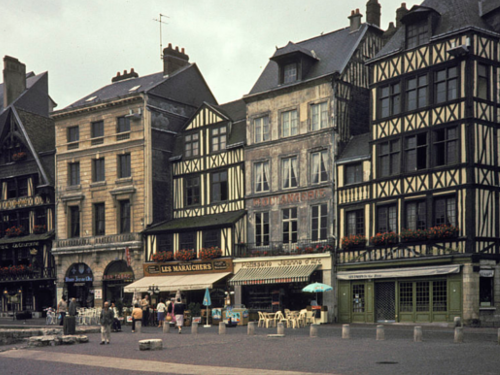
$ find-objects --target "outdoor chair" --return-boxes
[258,311,267,328]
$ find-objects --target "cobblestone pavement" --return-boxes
[1,322,500,374]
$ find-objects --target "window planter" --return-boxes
[400,228,429,243]
[151,251,173,262]
[370,232,398,246]
[341,234,367,250]
[199,247,222,260]
[427,225,459,240]
[175,249,196,262]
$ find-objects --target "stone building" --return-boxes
[51,45,216,307]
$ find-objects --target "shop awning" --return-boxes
[123,272,231,293]
[229,264,318,286]
[337,264,461,281]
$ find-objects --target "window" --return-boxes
[406,75,428,111]
[185,133,199,158]
[117,116,130,133]
[311,150,328,184]
[405,133,427,171]
[433,280,447,312]
[407,21,428,49]
[255,212,270,246]
[346,209,364,236]
[379,83,401,118]
[211,170,228,202]
[91,121,104,145]
[211,126,227,152]
[399,282,413,312]
[69,206,80,238]
[353,284,365,313]
[68,162,80,186]
[480,274,494,307]
[435,67,458,104]
[92,158,105,182]
[254,161,270,193]
[416,281,429,311]
[185,176,200,206]
[281,110,298,137]
[94,203,105,236]
[434,196,456,227]
[282,207,298,244]
[118,154,131,178]
[377,204,397,233]
[311,204,328,241]
[345,163,363,185]
[434,127,458,166]
[35,208,46,227]
[179,232,195,250]
[119,200,130,233]
[477,63,489,100]
[67,126,79,149]
[19,211,29,233]
[405,200,426,230]
[283,63,298,84]
[311,102,328,130]
[204,230,219,248]
[378,140,400,177]
[5,177,28,199]
[254,116,270,143]
[282,156,298,189]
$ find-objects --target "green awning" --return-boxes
[229,264,318,286]
[0,231,54,245]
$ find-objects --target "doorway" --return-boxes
[375,282,395,322]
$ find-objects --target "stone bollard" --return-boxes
[219,322,226,335]
[497,328,500,345]
[277,322,285,335]
[135,321,142,334]
[342,324,350,339]
[163,323,170,334]
[191,323,198,335]
[454,327,463,343]
[247,322,255,336]
[310,324,318,338]
[454,316,462,328]
[414,326,423,342]
[376,325,385,340]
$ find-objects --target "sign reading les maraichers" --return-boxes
[144,259,233,276]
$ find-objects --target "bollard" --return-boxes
[310,324,318,338]
[497,328,500,345]
[277,322,285,335]
[247,322,255,336]
[163,323,170,334]
[376,325,385,340]
[136,321,142,334]
[219,322,226,335]
[454,327,463,343]
[414,326,422,342]
[191,322,198,335]
[454,316,462,328]
[342,324,350,339]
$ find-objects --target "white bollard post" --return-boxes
[342,324,350,339]
[191,322,198,335]
[277,322,285,335]
[310,324,318,337]
[136,321,142,334]
[497,328,500,345]
[248,322,255,335]
[414,326,422,342]
[163,323,170,334]
[219,322,226,335]
[454,316,462,328]
[376,325,385,340]
[454,327,463,343]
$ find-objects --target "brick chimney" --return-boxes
[396,3,409,28]
[163,43,190,75]
[3,56,26,109]
[349,9,363,32]
[111,68,139,83]
[366,0,381,27]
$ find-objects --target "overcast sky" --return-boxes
[2,0,410,109]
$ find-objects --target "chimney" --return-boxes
[366,0,381,27]
[396,3,409,28]
[163,43,190,75]
[348,9,363,32]
[3,56,26,109]
[111,68,139,83]
[384,22,397,39]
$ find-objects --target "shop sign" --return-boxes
[241,258,323,268]
[126,247,131,267]
[103,272,134,281]
[252,188,326,208]
[1,195,46,210]
[65,275,93,283]
[0,241,40,250]
[94,289,102,299]
[144,258,233,276]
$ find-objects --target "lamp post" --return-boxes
[148,284,160,303]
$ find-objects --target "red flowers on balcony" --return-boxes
[428,225,459,240]
[5,226,25,237]
[370,232,398,246]
[151,251,173,262]
[12,151,27,162]
[175,249,196,262]
[341,234,367,250]
[199,247,222,260]
[33,225,47,234]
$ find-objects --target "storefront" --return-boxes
[65,263,94,308]
[230,253,334,321]
[103,260,135,305]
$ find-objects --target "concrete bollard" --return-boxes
[454,327,463,343]
[310,324,318,338]
[247,322,255,335]
[135,321,142,334]
[376,325,385,340]
[497,328,500,345]
[414,326,423,342]
[219,322,226,335]
[277,322,285,335]
[342,324,350,339]
[191,323,198,335]
[163,323,170,334]
[454,316,462,328]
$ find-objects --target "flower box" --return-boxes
[199,247,222,260]
[370,232,398,246]
[151,251,173,262]
[341,234,367,250]
[175,249,196,262]
[5,226,25,237]
[33,225,47,234]
[12,152,27,162]
[428,225,459,240]
[400,228,429,243]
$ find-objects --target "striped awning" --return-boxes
[123,272,231,293]
[229,264,318,286]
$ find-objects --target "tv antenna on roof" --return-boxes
[153,13,169,60]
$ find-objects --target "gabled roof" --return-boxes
[248,23,375,96]
[0,72,41,114]
[337,133,371,164]
[271,41,319,61]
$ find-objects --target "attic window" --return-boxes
[283,63,298,84]
[407,20,428,49]
[129,85,141,92]
[85,96,97,102]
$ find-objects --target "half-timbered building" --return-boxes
[337,0,500,326]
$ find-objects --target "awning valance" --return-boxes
[123,272,231,293]
[337,264,461,281]
[229,264,318,286]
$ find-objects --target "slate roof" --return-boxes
[16,108,55,154]
[375,0,498,60]
[0,72,38,113]
[271,41,318,60]
[248,23,373,96]
[337,133,371,164]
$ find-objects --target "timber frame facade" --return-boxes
[337,0,500,326]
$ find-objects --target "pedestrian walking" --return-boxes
[141,294,150,327]
[68,297,77,317]
[111,302,122,332]
[100,301,114,345]
[174,297,185,334]
[157,299,166,328]
[166,298,175,325]
[131,303,142,333]
[57,296,67,326]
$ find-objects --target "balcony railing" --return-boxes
[234,238,335,258]
[55,232,142,249]
[0,267,55,281]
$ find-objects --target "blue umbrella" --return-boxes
[202,288,211,327]
[302,283,333,293]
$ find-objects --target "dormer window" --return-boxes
[283,63,298,84]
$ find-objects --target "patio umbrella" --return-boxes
[302,282,333,304]
[202,288,211,327]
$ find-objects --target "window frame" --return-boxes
[254,161,270,193]
[69,205,80,238]
[378,82,401,119]
[281,109,298,138]
[68,162,80,186]
[378,139,400,178]
[346,209,365,236]
[92,158,105,182]
[311,150,329,184]
[283,62,298,84]
[119,200,131,234]
[117,154,131,179]
[406,74,428,111]
[255,211,270,247]
[281,155,298,189]
[406,20,428,49]
[405,200,427,231]
[311,204,328,241]
[203,229,219,249]
[185,176,201,207]
[91,121,104,145]
[405,132,428,172]
[435,66,458,104]
[93,202,105,236]
[477,63,489,100]
[376,204,398,233]
[117,116,130,133]
[184,133,200,158]
[254,116,270,143]
[211,170,228,203]
[434,195,456,227]
[282,207,298,245]
[211,126,227,153]
[311,102,328,131]
[433,126,458,167]
[345,163,363,185]
[179,232,195,251]
[67,126,79,149]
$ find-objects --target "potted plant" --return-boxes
[151,251,173,262]
[341,234,367,250]
[400,228,429,243]
[370,232,398,246]
[199,246,222,260]
[175,249,196,261]
[5,226,24,237]
[188,302,202,325]
[428,225,459,240]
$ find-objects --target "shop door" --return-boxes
[375,282,395,322]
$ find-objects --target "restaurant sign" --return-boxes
[1,195,47,211]
[144,258,233,276]
[0,241,41,250]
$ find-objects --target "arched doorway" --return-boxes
[103,260,134,305]
[65,263,94,307]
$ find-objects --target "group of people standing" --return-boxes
[132,296,185,334]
